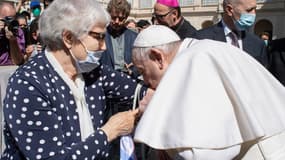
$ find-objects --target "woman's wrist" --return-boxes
[100,124,118,142]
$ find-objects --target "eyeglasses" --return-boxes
[19,24,27,28]
[153,10,173,19]
[0,18,5,22]
[88,31,105,41]
[111,16,126,22]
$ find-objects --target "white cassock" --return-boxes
[134,38,285,160]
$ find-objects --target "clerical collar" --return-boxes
[171,17,184,32]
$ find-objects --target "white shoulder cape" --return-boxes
[134,38,285,150]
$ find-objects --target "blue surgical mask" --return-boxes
[234,13,256,31]
[264,40,268,46]
[32,8,41,17]
[71,41,103,73]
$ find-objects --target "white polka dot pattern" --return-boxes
[2,54,146,159]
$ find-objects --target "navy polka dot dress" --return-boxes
[1,53,146,160]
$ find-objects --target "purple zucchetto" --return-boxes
[157,0,179,7]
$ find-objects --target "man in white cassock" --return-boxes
[132,25,285,160]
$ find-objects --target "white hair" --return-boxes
[39,0,110,51]
[132,41,181,61]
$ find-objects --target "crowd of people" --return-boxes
[0,0,285,159]
[0,0,50,65]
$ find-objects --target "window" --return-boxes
[256,0,270,2]
[139,0,153,8]
[179,0,194,6]
[202,0,219,5]
[127,0,132,5]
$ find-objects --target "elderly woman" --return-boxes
[1,0,149,159]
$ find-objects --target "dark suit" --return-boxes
[193,21,268,67]
[173,17,197,39]
[268,38,285,85]
[100,27,139,78]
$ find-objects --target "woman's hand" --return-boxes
[100,109,139,142]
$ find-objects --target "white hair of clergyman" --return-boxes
[132,41,181,61]
[39,0,110,51]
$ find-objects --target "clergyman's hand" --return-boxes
[138,88,155,115]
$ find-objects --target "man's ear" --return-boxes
[149,48,165,69]
[32,32,37,40]
[171,9,178,23]
[225,4,234,17]
[62,30,74,49]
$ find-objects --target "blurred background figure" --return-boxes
[125,18,137,32]
[136,19,150,32]
[15,14,27,29]
[19,10,31,25]
[0,2,26,65]
[25,18,43,59]
[268,37,285,86]
[30,0,42,20]
[15,14,29,46]
[260,31,271,46]
[43,0,54,9]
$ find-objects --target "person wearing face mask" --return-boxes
[24,18,44,59]
[1,0,153,159]
[260,31,270,46]
[30,0,41,19]
[193,0,268,68]
[16,14,29,47]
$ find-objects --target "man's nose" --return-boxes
[114,17,120,23]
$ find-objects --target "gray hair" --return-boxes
[132,41,181,61]
[223,0,239,8]
[39,0,110,51]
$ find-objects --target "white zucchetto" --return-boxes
[133,25,181,47]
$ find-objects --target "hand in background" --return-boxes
[36,42,42,53]
[25,45,34,57]
[124,62,134,75]
[4,27,15,40]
